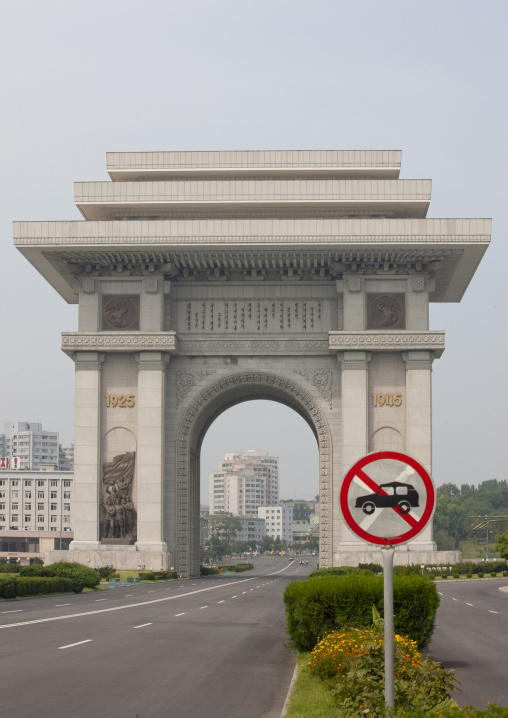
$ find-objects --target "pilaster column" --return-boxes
[70,352,104,550]
[403,350,436,550]
[338,351,371,548]
[135,351,169,552]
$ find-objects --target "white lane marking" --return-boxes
[438,592,443,596]
[452,598,457,601]
[0,575,262,630]
[200,606,208,609]
[55,604,71,607]
[147,591,155,593]
[218,600,225,604]
[58,639,92,650]
[250,588,254,591]
[95,599,107,602]
[125,594,133,598]
[175,612,186,617]
[489,610,499,614]
[134,623,152,629]
[257,586,260,588]
[466,603,474,606]
[232,595,237,598]
[242,591,247,594]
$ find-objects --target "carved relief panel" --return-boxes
[367,294,405,330]
[102,295,140,331]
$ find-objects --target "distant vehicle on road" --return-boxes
[355,481,419,515]
[288,556,294,562]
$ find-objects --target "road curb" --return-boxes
[280,661,299,717]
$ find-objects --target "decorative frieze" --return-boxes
[178,339,329,355]
[176,370,217,407]
[293,369,333,408]
[329,331,445,357]
[62,332,178,354]
[81,278,95,294]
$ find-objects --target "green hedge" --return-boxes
[219,563,254,573]
[0,575,74,598]
[19,562,100,593]
[139,570,178,581]
[308,567,372,579]
[200,566,219,575]
[284,573,439,652]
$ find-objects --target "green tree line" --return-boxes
[434,479,508,551]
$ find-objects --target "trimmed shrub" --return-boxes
[357,562,383,574]
[219,563,253,573]
[38,562,100,593]
[200,565,219,575]
[503,571,508,577]
[467,573,473,578]
[308,566,370,579]
[284,573,439,652]
[478,572,484,578]
[16,577,74,596]
[95,566,116,579]
[139,572,157,581]
[0,563,21,574]
[491,571,498,578]
[0,575,18,599]
[452,573,460,579]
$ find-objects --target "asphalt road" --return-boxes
[0,556,316,718]
[428,578,508,709]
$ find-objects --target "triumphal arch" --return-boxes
[14,150,490,575]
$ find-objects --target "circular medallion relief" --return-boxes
[367,294,405,330]
[102,295,140,331]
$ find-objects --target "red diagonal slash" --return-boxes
[356,468,418,528]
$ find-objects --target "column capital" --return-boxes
[74,352,105,371]
[402,351,433,370]
[337,351,372,370]
[135,352,170,371]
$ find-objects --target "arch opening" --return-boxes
[174,371,333,577]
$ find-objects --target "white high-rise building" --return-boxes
[258,505,293,543]
[1,422,59,470]
[209,450,279,517]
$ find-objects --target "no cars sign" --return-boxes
[340,451,435,546]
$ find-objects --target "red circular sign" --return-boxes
[340,451,435,546]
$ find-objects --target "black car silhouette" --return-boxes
[355,481,419,515]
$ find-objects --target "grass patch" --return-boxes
[113,570,141,578]
[284,654,337,718]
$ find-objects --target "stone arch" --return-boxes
[175,371,333,577]
[370,426,405,452]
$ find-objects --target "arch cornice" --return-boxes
[175,371,333,575]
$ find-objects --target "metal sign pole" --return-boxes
[382,545,395,710]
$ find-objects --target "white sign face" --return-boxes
[340,451,435,546]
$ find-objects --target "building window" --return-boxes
[12,491,18,499]
[37,503,44,511]
[51,492,57,499]
[50,480,57,487]
[37,480,45,487]
[63,480,71,487]
[0,515,4,522]
[11,503,18,511]
[11,515,18,522]
[24,515,31,523]
[64,503,70,511]
[25,504,31,511]
[50,527,57,532]
[0,481,5,486]
[24,480,32,487]
[51,503,57,511]
[25,492,32,499]
[11,480,18,486]
[51,516,57,523]
[0,492,5,499]
[37,516,44,523]
[38,492,44,499]
[63,516,70,523]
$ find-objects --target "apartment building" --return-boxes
[258,505,293,543]
[209,450,279,517]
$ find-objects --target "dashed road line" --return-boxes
[134,623,152,629]
[452,598,457,601]
[200,606,208,609]
[466,603,474,606]
[1,610,23,614]
[55,604,71,607]
[95,599,107,602]
[218,600,224,604]
[175,612,186,617]
[58,639,92,650]
[489,610,499,614]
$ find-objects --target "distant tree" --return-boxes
[208,516,242,545]
[496,529,508,559]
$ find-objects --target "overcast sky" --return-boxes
[0,1,506,504]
